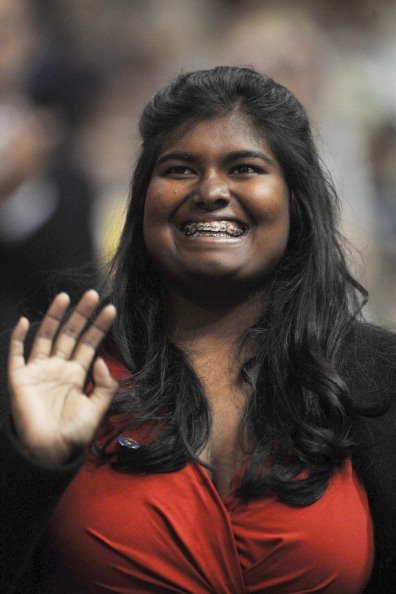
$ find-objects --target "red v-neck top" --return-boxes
[49,358,374,593]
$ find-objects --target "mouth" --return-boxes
[179,220,248,238]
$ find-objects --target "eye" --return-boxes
[230,164,263,175]
[163,165,196,177]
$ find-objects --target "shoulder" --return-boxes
[342,324,396,589]
[338,322,395,487]
[340,323,395,518]
[341,322,395,454]
[340,321,395,372]
[339,321,395,412]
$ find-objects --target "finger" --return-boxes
[52,290,100,359]
[89,357,118,416]
[72,304,116,372]
[29,293,70,360]
[8,317,29,373]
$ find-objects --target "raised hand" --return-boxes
[7,290,117,466]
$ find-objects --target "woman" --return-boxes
[0,67,395,593]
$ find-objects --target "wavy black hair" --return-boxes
[100,66,368,506]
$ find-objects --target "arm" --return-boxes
[358,395,396,593]
[0,416,84,592]
[0,291,117,592]
[345,324,396,592]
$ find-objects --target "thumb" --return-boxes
[89,357,118,416]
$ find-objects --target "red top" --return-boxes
[49,358,374,593]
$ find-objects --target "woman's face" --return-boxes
[143,111,290,297]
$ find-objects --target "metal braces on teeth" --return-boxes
[183,221,245,237]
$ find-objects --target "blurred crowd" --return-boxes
[0,0,395,331]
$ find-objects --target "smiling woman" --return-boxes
[1,67,395,594]
[143,112,289,302]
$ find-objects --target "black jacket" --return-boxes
[0,322,395,593]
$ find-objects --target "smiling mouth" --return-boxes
[180,221,247,237]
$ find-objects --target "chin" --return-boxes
[164,266,272,308]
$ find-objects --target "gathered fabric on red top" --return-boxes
[49,357,374,593]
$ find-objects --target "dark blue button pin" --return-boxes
[118,436,141,449]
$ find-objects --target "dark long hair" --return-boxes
[100,66,368,505]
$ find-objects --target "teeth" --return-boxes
[183,221,245,237]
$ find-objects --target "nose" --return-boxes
[193,174,230,209]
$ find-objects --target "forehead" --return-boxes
[159,111,273,155]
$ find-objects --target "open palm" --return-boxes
[8,291,117,465]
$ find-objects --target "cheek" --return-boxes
[144,180,181,228]
[144,184,162,223]
[279,194,291,237]
[143,191,159,252]
[143,187,176,259]
[143,188,165,240]
[252,182,290,254]
[276,196,291,252]
[250,180,290,224]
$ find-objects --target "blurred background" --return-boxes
[0,0,395,331]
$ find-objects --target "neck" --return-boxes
[168,288,267,356]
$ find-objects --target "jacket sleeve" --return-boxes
[0,327,84,593]
[345,324,396,592]
[358,402,396,593]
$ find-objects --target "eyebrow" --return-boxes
[156,150,275,166]
[156,151,197,165]
[224,150,275,165]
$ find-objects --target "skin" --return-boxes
[144,110,290,307]
[7,112,290,497]
[144,112,290,494]
[8,291,117,465]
